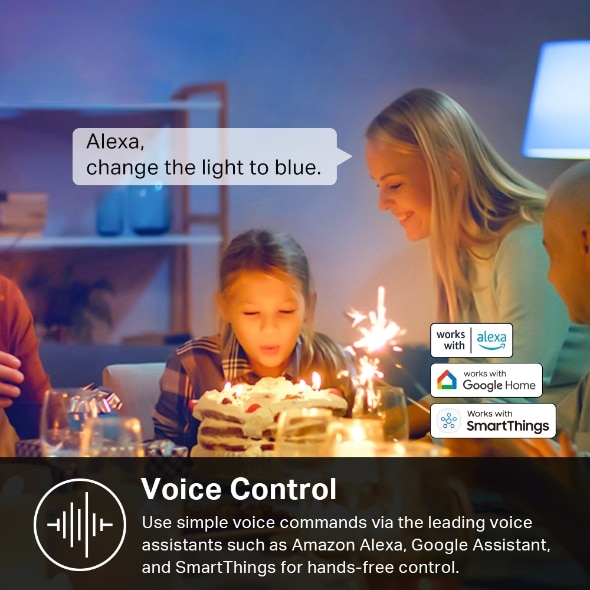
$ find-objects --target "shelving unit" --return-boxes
[171,82,229,332]
[0,82,229,339]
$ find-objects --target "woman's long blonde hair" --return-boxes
[366,88,546,322]
[219,229,352,396]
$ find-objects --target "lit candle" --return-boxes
[351,422,369,442]
[312,372,321,391]
[329,418,383,456]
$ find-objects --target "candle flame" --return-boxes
[351,423,368,443]
[312,371,321,391]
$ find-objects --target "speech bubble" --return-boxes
[72,128,351,186]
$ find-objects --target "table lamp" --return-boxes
[522,40,590,159]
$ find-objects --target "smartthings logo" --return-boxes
[431,403,556,439]
[430,323,513,358]
[437,408,461,432]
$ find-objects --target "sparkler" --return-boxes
[343,286,406,414]
[348,286,404,354]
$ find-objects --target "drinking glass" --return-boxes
[40,389,96,457]
[353,383,409,442]
[274,407,334,457]
[80,416,144,457]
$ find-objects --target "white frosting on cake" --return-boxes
[191,376,347,456]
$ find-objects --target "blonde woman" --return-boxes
[365,89,590,431]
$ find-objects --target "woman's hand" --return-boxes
[0,351,24,408]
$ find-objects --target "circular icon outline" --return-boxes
[437,408,461,432]
[33,478,126,572]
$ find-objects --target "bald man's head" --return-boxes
[547,160,590,215]
[543,161,590,325]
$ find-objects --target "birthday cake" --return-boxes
[191,376,347,456]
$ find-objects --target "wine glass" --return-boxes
[80,416,144,457]
[353,382,409,442]
[40,389,96,457]
[373,383,409,441]
[274,407,334,457]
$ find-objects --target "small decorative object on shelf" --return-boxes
[0,191,48,237]
[128,185,171,235]
[96,187,125,236]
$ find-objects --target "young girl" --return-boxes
[153,228,352,448]
[365,88,590,431]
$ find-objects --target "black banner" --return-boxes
[2,457,589,590]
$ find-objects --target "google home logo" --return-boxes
[437,369,457,390]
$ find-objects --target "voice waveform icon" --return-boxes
[46,491,114,559]
[34,478,126,572]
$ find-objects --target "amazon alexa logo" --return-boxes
[475,330,508,352]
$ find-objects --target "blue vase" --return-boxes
[96,188,125,236]
[128,185,171,235]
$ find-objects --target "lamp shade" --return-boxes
[522,40,590,158]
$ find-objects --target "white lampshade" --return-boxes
[522,40,590,158]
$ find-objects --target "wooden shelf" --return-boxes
[0,233,223,250]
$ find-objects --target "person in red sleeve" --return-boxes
[0,275,50,455]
